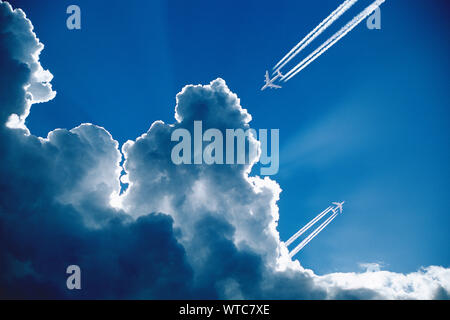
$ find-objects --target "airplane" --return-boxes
[261,70,284,91]
[332,201,345,214]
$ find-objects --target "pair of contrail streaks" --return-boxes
[273,0,358,74]
[282,0,385,82]
[263,0,386,88]
[289,210,339,258]
[285,202,344,257]
[285,206,332,246]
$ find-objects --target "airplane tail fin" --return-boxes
[277,70,284,78]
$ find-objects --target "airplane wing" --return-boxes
[265,71,270,81]
[269,84,281,89]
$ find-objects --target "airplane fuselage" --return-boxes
[261,70,283,91]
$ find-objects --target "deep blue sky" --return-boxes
[9,0,450,275]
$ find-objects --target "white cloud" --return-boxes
[316,266,450,299]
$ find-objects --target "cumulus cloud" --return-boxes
[0,1,54,131]
[0,0,448,299]
[317,266,450,300]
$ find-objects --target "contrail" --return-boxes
[289,211,338,258]
[272,0,357,71]
[273,0,358,73]
[282,0,385,82]
[300,211,337,248]
[289,211,339,258]
[285,206,332,246]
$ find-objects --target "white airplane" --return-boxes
[261,70,283,91]
[332,201,345,214]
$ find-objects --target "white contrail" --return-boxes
[272,0,356,71]
[283,0,385,82]
[289,211,338,258]
[285,206,332,246]
[300,211,337,248]
[273,0,358,73]
[289,211,339,258]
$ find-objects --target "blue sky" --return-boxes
[9,0,450,276]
